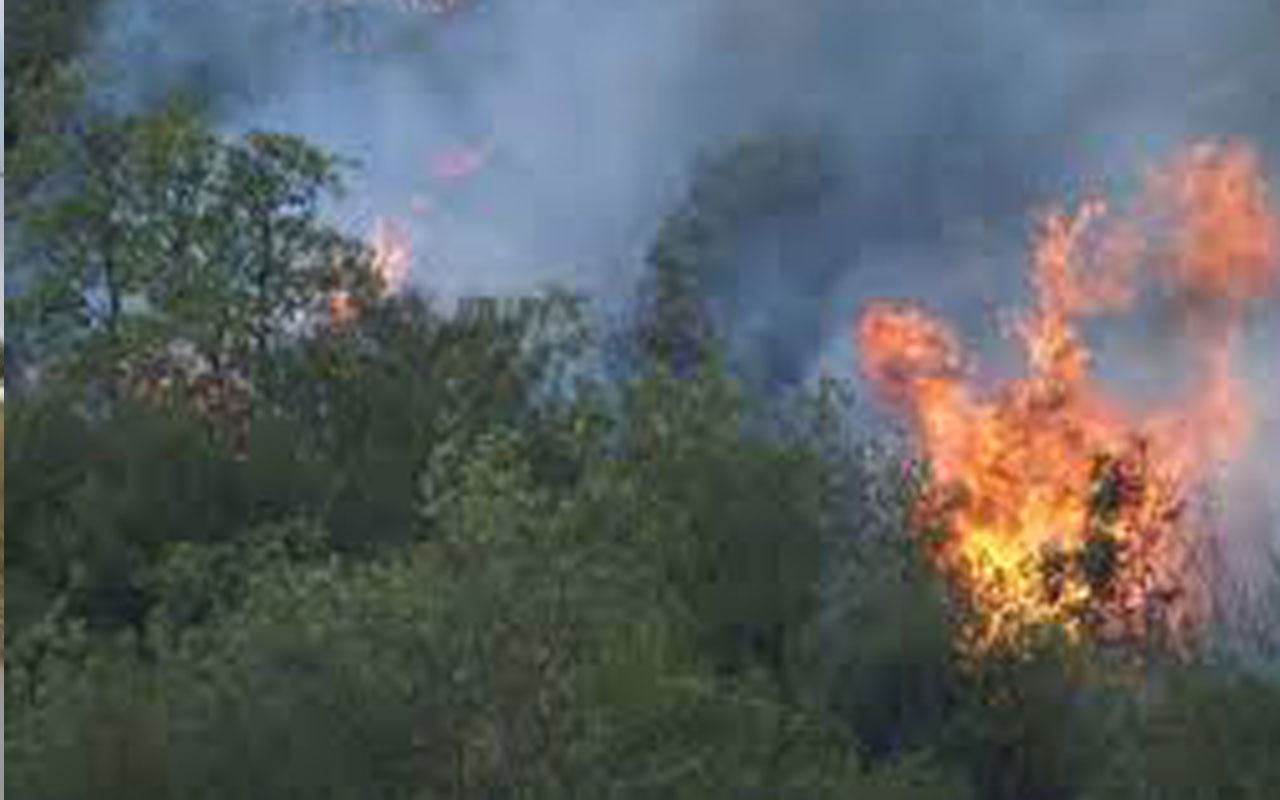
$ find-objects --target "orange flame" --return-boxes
[858,141,1278,654]
[328,291,359,327]
[371,215,413,295]
[327,216,414,328]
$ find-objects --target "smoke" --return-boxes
[86,1,1274,299]
[86,0,1279,609]
[90,0,720,299]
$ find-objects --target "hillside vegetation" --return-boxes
[5,4,1280,799]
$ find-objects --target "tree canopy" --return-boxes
[5,14,1280,799]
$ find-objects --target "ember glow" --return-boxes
[858,141,1279,654]
[328,291,359,327]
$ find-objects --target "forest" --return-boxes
[5,2,1280,798]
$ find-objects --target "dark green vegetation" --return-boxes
[6,6,1280,799]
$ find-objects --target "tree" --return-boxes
[9,103,379,426]
[4,0,108,154]
[264,289,592,553]
[5,425,870,800]
[2,398,7,658]
[634,133,840,386]
[1082,665,1280,800]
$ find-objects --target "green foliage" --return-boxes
[6,68,1278,800]
[942,636,1106,800]
[2,404,7,656]
[634,134,834,378]
[4,0,106,163]
[615,368,832,681]
[3,394,323,631]
[11,286,1279,799]
[9,102,375,392]
[1082,666,1280,800]
[267,290,593,553]
[816,508,957,760]
[6,434,863,799]
[5,629,173,799]
[857,753,974,800]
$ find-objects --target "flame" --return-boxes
[858,141,1278,654]
[326,216,414,328]
[328,291,359,326]
[371,215,413,295]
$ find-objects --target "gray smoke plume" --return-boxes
[87,0,1279,623]
[88,1,1277,301]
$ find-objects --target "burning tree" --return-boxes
[858,141,1279,656]
[328,215,413,327]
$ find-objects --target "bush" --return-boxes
[1083,665,1280,800]
[6,431,870,799]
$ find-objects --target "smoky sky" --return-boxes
[53,0,1280,621]
[87,0,1279,385]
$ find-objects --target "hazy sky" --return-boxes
[13,1,1280,380]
